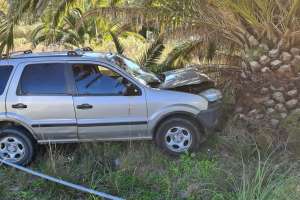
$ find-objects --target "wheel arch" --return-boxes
[152,111,204,140]
[0,119,37,142]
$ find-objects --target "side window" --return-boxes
[0,66,13,95]
[18,63,68,95]
[72,64,140,96]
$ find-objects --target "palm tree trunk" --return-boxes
[236,38,300,147]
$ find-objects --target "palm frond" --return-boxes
[206,40,217,62]
[62,29,83,47]
[121,31,146,42]
[0,10,4,17]
[160,39,204,70]
[285,0,300,28]
[75,6,165,31]
[110,31,124,55]
[0,15,14,57]
[35,0,50,16]
[0,0,49,56]
[64,8,83,27]
[30,24,45,47]
[52,0,76,28]
[111,23,131,35]
[137,34,164,69]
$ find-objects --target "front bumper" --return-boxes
[197,101,221,131]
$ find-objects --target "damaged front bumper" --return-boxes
[197,100,222,131]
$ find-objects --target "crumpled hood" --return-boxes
[159,67,214,89]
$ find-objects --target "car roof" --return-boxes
[0,50,113,65]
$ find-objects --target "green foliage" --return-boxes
[0,135,299,200]
[31,7,88,48]
[138,34,164,69]
[281,109,300,142]
[159,39,203,71]
[1,0,300,60]
[52,0,77,28]
[78,0,300,60]
[233,150,298,200]
[0,16,14,57]
[0,0,67,55]
[206,40,217,62]
[110,31,124,55]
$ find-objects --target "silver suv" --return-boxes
[0,49,222,165]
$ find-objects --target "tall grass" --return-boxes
[0,133,299,200]
[232,149,299,200]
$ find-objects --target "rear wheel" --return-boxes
[155,117,202,156]
[0,127,35,166]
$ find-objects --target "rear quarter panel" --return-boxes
[0,61,15,117]
[0,61,39,140]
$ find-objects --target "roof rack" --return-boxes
[23,50,33,54]
[67,50,81,56]
[81,47,93,52]
[1,50,33,58]
[10,50,32,56]
[1,54,8,58]
[0,49,89,60]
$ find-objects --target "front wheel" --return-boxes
[155,117,202,156]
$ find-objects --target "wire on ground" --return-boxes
[0,158,124,200]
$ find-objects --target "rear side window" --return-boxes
[18,63,68,95]
[0,66,13,95]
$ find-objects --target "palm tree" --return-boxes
[31,7,91,48]
[2,0,300,71]
[74,0,300,129]
[78,0,300,63]
[0,0,78,56]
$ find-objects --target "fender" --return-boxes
[0,116,38,140]
[148,104,202,136]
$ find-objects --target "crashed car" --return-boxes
[0,50,222,165]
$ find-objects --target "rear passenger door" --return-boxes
[6,62,77,142]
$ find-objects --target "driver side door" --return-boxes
[70,62,148,140]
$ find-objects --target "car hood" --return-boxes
[159,67,214,89]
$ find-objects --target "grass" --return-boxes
[0,130,299,200]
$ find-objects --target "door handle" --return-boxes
[76,104,93,109]
[12,103,27,109]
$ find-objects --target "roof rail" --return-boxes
[1,50,32,59]
[10,50,32,56]
[23,50,32,54]
[1,54,8,58]
[81,47,93,52]
[67,50,81,56]
[1,50,88,60]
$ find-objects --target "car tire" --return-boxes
[0,127,35,166]
[155,117,202,156]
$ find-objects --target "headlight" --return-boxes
[199,89,222,102]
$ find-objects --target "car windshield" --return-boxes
[107,54,161,86]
